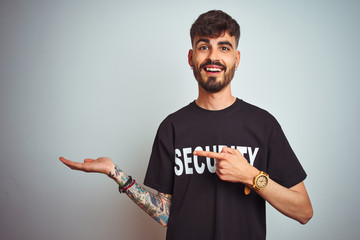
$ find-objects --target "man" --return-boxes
[60,10,313,240]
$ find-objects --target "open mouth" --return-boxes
[203,65,224,75]
[205,67,223,72]
[200,61,226,75]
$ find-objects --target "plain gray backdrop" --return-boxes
[1,0,359,239]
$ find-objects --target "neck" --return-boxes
[196,84,236,111]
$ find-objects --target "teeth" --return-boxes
[206,68,222,72]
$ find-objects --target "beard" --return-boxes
[192,61,236,93]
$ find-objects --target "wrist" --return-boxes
[245,167,260,186]
[108,164,130,187]
[118,177,136,193]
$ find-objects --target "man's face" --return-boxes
[188,31,240,93]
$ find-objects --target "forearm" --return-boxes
[226,163,313,224]
[256,179,313,224]
[108,165,171,227]
[192,148,313,224]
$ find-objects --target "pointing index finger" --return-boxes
[193,150,225,160]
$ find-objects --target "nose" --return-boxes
[207,48,219,62]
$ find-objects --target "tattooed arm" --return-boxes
[59,156,172,227]
[109,164,171,226]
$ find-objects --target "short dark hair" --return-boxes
[190,10,240,48]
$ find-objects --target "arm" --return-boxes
[108,164,171,226]
[59,157,171,227]
[193,147,313,224]
[257,179,312,224]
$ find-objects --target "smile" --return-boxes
[205,67,222,72]
[200,61,226,74]
[202,64,224,75]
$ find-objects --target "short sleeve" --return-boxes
[144,117,175,194]
[266,117,307,188]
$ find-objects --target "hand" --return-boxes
[59,156,115,175]
[193,147,258,184]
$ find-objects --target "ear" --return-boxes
[188,49,194,67]
[235,50,241,69]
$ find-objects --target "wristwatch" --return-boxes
[244,171,269,195]
[253,171,269,191]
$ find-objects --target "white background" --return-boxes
[1,0,359,239]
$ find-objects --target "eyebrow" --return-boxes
[218,41,233,49]
[195,38,210,46]
[195,39,234,49]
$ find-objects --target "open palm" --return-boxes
[59,156,115,175]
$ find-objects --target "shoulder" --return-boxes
[160,101,195,124]
[240,100,280,127]
[155,101,195,134]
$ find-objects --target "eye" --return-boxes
[199,45,209,50]
[221,46,229,51]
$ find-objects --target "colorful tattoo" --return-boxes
[114,165,122,177]
[110,166,171,226]
[108,165,122,179]
[126,182,171,226]
[109,165,131,187]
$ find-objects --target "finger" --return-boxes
[216,168,226,181]
[193,150,226,160]
[221,147,236,154]
[59,156,73,165]
[59,157,85,171]
[84,158,96,163]
[216,161,220,169]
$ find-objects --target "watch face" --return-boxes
[256,175,268,188]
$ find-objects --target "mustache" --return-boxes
[200,60,227,71]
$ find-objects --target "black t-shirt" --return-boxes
[144,99,306,240]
